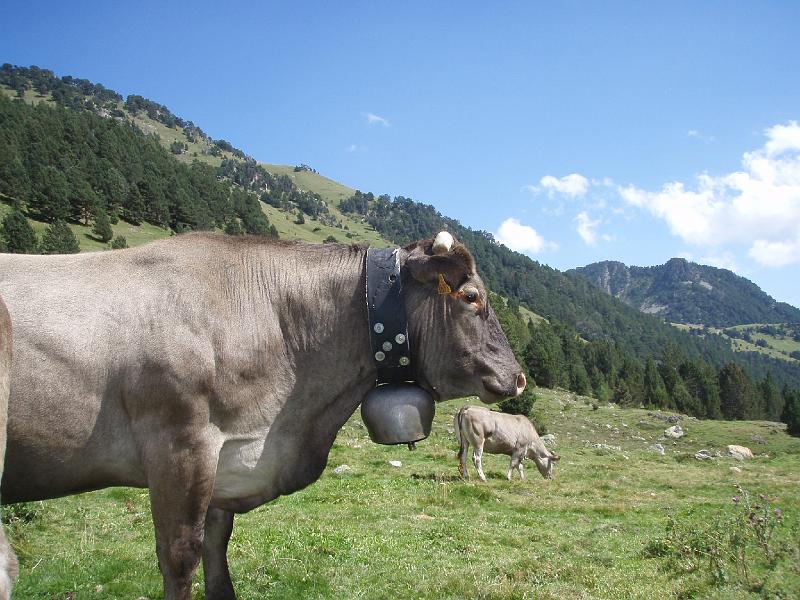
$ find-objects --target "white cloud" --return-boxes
[575,211,601,245]
[539,173,589,197]
[748,236,800,267]
[700,252,740,273]
[619,121,800,268]
[688,129,715,143]
[495,218,558,254]
[365,112,390,127]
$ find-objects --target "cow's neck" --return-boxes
[220,243,378,505]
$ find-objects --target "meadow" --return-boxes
[5,389,800,599]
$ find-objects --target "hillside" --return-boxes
[2,62,800,402]
[569,258,800,327]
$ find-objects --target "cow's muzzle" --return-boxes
[480,371,527,402]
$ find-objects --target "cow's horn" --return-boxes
[432,231,454,255]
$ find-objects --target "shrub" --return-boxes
[499,388,536,417]
[645,484,797,591]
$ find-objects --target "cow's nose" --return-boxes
[515,372,527,395]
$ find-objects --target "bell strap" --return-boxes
[365,247,414,385]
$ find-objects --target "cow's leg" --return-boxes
[507,451,523,481]
[517,461,525,480]
[140,426,220,600]
[203,507,236,600]
[459,439,470,479]
[472,442,486,482]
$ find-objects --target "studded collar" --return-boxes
[365,247,414,385]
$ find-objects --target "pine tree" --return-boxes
[782,386,800,436]
[40,220,80,254]
[761,373,784,422]
[110,235,128,249]
[1,209,38,253]
[718,363,760,420]
[92,209,113,243]
[644,358,670,409]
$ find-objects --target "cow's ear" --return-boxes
[404,231,476,291]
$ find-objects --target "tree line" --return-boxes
[490,293,800,435]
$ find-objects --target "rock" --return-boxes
[664,425,684,439]
[750,434,767,445]
[648,443,665,455]
[730,466,742,473]
[389,460,402,467]
[591,443,621,452]
[727,445,754,461]
[332,464,351,475]
[667,415,680,424]
[695,449,713,460]
[541,433,556,447]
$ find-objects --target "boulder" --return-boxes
[727,445,754,461]
[695,449,713,460]
[648,443,665,455]
[664,425,685,439]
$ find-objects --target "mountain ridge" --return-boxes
[569,258,800,327]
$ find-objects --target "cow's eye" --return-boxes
[463,291,479,304]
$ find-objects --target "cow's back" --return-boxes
[0,295,19,597]
[0,239,235,501]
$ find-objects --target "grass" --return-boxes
[7,389,800,599]
[0,202,172,252]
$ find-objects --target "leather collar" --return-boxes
[365,248,414,385]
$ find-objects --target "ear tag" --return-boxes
[437,273,452,295]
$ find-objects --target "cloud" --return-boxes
[700,252,740,273]
[688,129,715,143]
[495,218,558,254]
[538,173,589,197]
[620,121,800,267]
[575,211,600,245]
[365,112,390,127]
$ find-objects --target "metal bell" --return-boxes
[360,383,435,446]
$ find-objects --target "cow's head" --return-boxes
[401,231,526,404]
[527,448,560,479]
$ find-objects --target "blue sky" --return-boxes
[4,1,800,307]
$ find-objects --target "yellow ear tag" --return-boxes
[437,273,452,295]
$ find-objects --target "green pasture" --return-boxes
[7,389,799,599]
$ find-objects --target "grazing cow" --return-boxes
[0,297,18,599]
[455,405,559,481]
[0,231,524,600]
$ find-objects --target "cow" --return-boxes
[454,405,559,481]
[0,296,18,599]
[0,231,525,600]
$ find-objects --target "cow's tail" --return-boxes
[454,408,466,459]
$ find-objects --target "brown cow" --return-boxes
[0,231,524,600]
[0,296,18,599]
[455,405,559,481]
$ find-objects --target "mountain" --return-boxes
[568,259,800,327]
[2,62,800,406]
